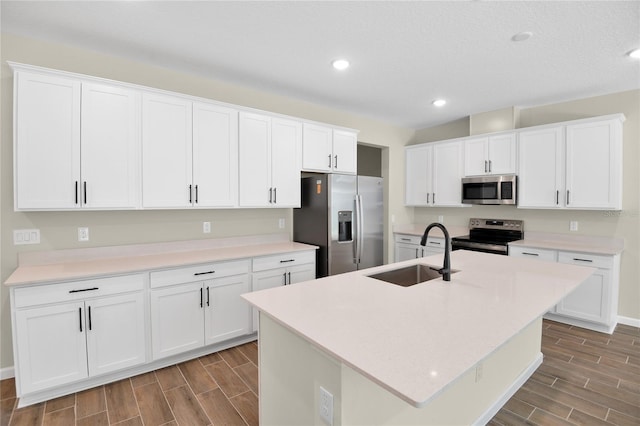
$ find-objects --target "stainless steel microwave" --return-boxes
[461,175,517,205]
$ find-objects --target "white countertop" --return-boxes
[5,234,317,286]
[509,231,624,255]
[393,224,469,238]
[242,250,595,407]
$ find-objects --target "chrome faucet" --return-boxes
[420,223,451,281]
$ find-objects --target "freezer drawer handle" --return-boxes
[194,270,215,276]
[279,259,295,263]
[69,287,99,293]
[572,258,593,263]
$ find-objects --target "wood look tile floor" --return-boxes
[1,321,638,426]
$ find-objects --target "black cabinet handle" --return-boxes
[69,287,99,294]
[484,160,488,173]
[75,181,79,205]
[88,306,92,331]
[567,190,570,205]
[288,272,291,285]
[489,160,492,173]
[429,241,441,245]
[195,185,198,204]
[522,252,539,256]
[273,187,277,204]
[189,185,193,203]
[415,248,419,258]
[573,258,593,263]
[200,287,203,308]
[328,154,332,168]
[556,190,559,205]
[427,193,430,204]
[79,307,83,332]
[334,155,338,169]
[269,187,273,203]
[194,270,215,276]
[83,181,87,205]
[206,286,210,306]
[400,238,411,241]
[279,259,295,263]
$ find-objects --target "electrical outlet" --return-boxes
[78,227,89,242]
[278,218,285,229]
[570,221,578,232]
[319,386,333,425]
[203,222,211,233]
[13,229,40,245]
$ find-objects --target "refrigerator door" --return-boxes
[357,176,384,270]
[329,174,358,275]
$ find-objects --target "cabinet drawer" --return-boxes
[252,250,315,272]
[150,260,250,288]
[13,274,145,308]
[558,251,613,269]
[394,234,421,245]
[509,246,557,262]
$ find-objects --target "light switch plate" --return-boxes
[78,227,89,242]
[13,229,40,245]
[203,222,211,233]
[570,221,578,232]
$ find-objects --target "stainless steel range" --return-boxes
[451,218,524,255]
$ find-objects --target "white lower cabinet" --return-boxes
[150,260,251,360]
[251,251,316,331]
[12,274,146,395]
[509,245,620,333]
[394,234,445,262]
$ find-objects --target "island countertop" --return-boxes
[242,250,595,408]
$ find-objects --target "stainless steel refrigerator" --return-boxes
[294,173,384,277]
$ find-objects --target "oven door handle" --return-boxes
[451,240,508,254]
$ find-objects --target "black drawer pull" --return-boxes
[206,286,210,307]
[79,307,82,332]
[200,287,203,308]
[279,259,295,263]
[88,306,92,331]
[522,252,539,256]
[69,287,99,294]
[429,241,441,245]
[194,270,215,276]
[400,238,411,242]
[573,258,593,263]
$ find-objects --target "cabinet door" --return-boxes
[565,120,621,209]
[405,145,432,206]
[192,102,238,207]
[517,127,564,208]
[81,83,140,209]
[463,137,488,176]
[204,275,251,345]
[287,263,316,284]
[432,141,464,206]
[302,123,332,172]
[332,130,357,174]
[86,293,146,376]
[142,93,193,208]
[150,282,204,360]
[555,269,610,324]
[15,302,88,394]
[488,133,517,174]
[239,112,271,207]
[251,268,287,331]
[395,243,420,262]
[15,71,81,210]
[271,118,302,207]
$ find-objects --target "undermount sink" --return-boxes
[367,264,459,287]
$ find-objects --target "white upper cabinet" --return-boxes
[15,71,81,210]
[192,102,239,207]
[405,140,465,207]
[464,133,516,176]
[81,83,141,209]
[302,123,357,174]
[142,92,193,208]
[518,126,564,209]
[565,119,622,210]
[14,69,142,211]
[142,95,238,208]
[239,112,302,207]
[518,115,623,210]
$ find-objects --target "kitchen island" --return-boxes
[242,250,596,425]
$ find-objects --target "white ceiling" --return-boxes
[2,1,639,129]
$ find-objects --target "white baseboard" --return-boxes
[618,315,640,328]
[473,352,543,426]
[0,366,15,380]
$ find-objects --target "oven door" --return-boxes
[451,238,509,255]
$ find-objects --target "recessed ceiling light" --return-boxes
[511,31,533,42]
[332,59,350,70]
[432,99,447,107]
[629,48,640,59]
